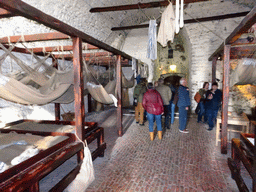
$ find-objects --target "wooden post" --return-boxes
[116,55,123,136]
[212,56,217,83]
[88,93,92,113]
[53,57,61,121]
[221,45,231,154]
[73,37,85,141]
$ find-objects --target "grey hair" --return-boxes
[179,78,186,85]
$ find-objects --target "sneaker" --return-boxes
[179,129,189,133]
[165,127,170,130]
[136,121,139,124]
[139,123,144,126]
[207,128,213,132]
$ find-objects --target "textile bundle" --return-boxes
[147,20,157,60]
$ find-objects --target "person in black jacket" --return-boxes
[205,82,222,131]
[177,78,191,133]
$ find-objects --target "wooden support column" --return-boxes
[212,56,217,83]
[73,37,85,141]
[88,93,92,113]
[53,57,60,121]
[221,45,231,154]
[116,55,123,136]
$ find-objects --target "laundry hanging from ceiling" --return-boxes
[147,19,157,60]
[157,0,184,47]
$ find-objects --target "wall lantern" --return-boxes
[169,64,176,73]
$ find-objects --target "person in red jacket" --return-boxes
[142,83,164,141]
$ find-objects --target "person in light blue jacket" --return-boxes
[177,78,191,133]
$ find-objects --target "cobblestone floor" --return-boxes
[86,109,245,192]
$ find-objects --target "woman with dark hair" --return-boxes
[142,83,164,141]
[197,82,209,123]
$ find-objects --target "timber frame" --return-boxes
[208,5,256,191]
[0,0,134,190]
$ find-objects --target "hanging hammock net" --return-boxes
[0,39,135,106]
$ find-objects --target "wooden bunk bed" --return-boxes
[208,5,256,192]
[0,0,135,191]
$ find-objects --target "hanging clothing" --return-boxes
[157,3,176,47]
[147,20,157,60]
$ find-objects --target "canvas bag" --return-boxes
[194,92,201,103]
[64,141,95,192]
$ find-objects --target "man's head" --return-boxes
[212,82,218,91]
[158,78,164,85]
[140,78,147,86]
[179,78,187,86]
[147,83,154,89]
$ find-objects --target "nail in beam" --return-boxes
[116,55,123,136]
[73,37,85,141]
[221,45,231,154]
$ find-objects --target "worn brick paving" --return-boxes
[87,110,242,192]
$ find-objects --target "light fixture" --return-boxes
[169,64,176,73]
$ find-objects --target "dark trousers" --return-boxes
[164,105,171,128]
[206,108,219,129]
[179,106,188,131]
[197,101,206,123]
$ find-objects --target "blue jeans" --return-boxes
[179,106,188,131]
[206,108,219,129]
[147,112,162,132]
[164,105,171,128]
[197,101,206,123]
[169,102,175,124]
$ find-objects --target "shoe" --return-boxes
[149,132,154,141]
[207,128,213,132]
[158,131,162,140]
[179,129,189,133]
[165,127,170,130]
[136,121,139,124]
[139,123,144,126]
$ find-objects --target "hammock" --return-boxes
[84,63,117,106]
[230,58,256,87]
[122,72,134,88]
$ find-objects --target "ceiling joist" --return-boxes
[90,0,209,13]
[111,11,250,31]
[0,8,15,19]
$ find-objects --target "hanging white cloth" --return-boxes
[180,0,184,28]
[157,3,176,47]
[131,58,137,78]
[147,20,157,60]
[175,0,180,34]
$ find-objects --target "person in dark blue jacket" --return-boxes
[177,78,191,133]
[205,82,222,131]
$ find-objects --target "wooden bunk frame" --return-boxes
[208,5,256,154]
[0,0,135,191]
[209,5,256,192]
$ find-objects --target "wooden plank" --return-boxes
[0,0,133,60]
[0,141,83,191]
[90,0,209,12]
[0,7,15,18]
[221,45,231,154]
[29,44,99,53]
[230,45,256,59]
[53,58,61,121]
[88,93,92,113]
[116,55,123,136]
[0,32,70,43]
[112,11,249,31]
[212,56,217,83]
[209,6,256,61]
[73,37,85,141]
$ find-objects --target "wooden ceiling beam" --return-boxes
[209,6,256,61]
[111,11,250,31]
[230,45,256,59]
[0,7,15,18]
[0,32,70,44]
[29,44,99,53]
[90,0,209,13]
[0,0,133,60]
